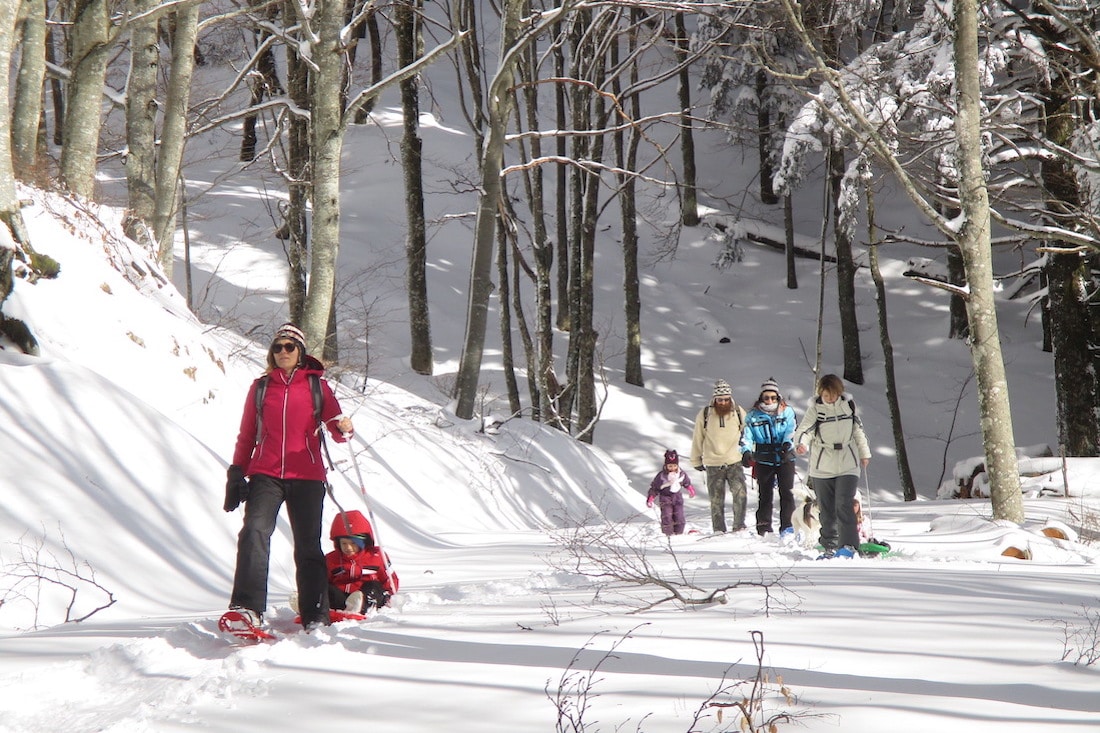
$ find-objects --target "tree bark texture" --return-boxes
[453,0,524,419]
[397,0,432,375]
[12,0,46,172]
[60,0,110,199]
[301,0,348,358]
[124,0,159,248]
[954,0,1023,523]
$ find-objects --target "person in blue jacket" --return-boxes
[741,378,798,537]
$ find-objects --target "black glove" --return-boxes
[741,451,755,467]
[693,465,704,472]
[223,465,248,512]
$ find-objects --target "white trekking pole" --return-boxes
[861,463,876,541]
[347,439,394,576]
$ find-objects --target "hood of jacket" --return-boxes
[330,510,374,542]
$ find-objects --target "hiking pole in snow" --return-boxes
[346,438,394,575]
[318,425,354,536]
[860,464,875,539]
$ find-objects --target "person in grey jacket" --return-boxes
[794,374,870,558]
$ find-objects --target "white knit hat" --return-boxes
[272,323,307,349]
[713,379,732,398]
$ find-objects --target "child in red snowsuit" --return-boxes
[326,510,399,613]
[647,449,695,535]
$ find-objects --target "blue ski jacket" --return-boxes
[741,403,797,466]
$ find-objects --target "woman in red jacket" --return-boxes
[224,323,354,631]
[326,510,399,613]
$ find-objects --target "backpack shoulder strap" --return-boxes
[703,405,709,430]
[254,373,324,440]
[308,373,324,425]
[253,375,270,443]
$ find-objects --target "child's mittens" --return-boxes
[646,495,655,508]
[687,486,696,498]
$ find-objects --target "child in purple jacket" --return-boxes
[647,449,696,535]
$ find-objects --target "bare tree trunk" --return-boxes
[553,20,570,333]
[285,31,309,325]
[1037,26,1099,457]
[397,0,432,375]
[240,0,283,162]
[300,0,349,357]
[124,0,158,248]
[0,0,36,350]
[954,0,1023,523]
[497,223,521,415]
[150,4,199,275]
[12,0,46,171]
[866,182,915,500]
[352,7,382,124]
[757,69,778,206]
[453,0,525,419]
[617,18,643,388]
[947,245,969,338]
[784,192,797,289]
[60,0,110,199]
[517,38,552,421]
[829,144,863,385]
[674,12,698,226]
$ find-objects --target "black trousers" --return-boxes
[230,474,330,626]
[754,461,796,535]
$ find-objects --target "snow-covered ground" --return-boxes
[2,39,1100,733]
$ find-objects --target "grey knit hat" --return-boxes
[760,377,781,399]
[713,379,732,398]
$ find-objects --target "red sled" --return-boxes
[293,608,368,624]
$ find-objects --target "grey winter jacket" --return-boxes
[794,394,870,478]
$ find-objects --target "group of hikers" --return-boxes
[219,324,873,632]
[647,375,871,558]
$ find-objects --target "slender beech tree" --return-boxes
[60,0,110,198]
[124,0,159,249]
[11,0,46,172]
[673,11,698,226]
[151,3,200,274]
[953,0,1023,522]
[397,0,432,375]
[775,0,1024,520]
[454,1,576,420]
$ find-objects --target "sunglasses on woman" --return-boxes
[761,394,779,403]
[271,342,299,354]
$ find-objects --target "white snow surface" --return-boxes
[2,74,1100,733]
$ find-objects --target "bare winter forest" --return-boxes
[3,0,1100,511]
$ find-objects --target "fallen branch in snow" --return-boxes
[0,524,117,629]
[544,514,802,616]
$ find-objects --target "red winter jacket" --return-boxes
[326,511,399,596]
[232,356,348,481]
